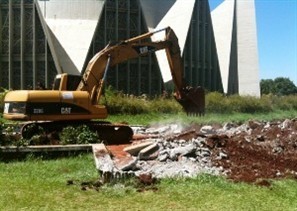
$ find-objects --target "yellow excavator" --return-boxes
[3,27,205,143]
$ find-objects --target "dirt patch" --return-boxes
[203,119,297,183]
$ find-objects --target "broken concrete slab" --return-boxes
[138,143,159,160]
[114,156,138,171]
[123,141,154,156]
[169,143,196,160]
[92,144,114,173]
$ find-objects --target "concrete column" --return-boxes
[8,0,13,89]
[126,0,130,93]
[21,0,25,89]
[45,32,48,88]
[195,0,200,86]
[190,18,194,85]
[236,0,260,96]
[115,0,119,90]
[33,1,36,89]
[137,2,141,95]
[201,1,206,87]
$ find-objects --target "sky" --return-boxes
[209,0,297,86]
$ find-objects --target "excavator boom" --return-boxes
[78,27,205,115]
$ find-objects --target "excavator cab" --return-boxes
[52,74,82,91]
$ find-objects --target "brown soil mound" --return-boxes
[207,119,297,183]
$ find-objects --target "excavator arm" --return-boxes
[78,27,205,115]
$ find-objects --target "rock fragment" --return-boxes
[200,125,216,135]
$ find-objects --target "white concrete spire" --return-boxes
[140,0,195,83]
[211,0,260,96]
[36,0,105,74]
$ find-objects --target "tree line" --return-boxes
[260,77,297,96]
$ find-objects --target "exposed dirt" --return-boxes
[202,119,297,184]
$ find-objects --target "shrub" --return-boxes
[150,97,182,113]
[107,93,150,114]
[0,121,3,142]
[205,93,275,114]
[205,92,231,113]
[105,88,182,115]
[105,90,285,115]
[0,89,8,113]
[273,95,297,110]
[59,125,100,145]
[227,95,272,113]
[0,124,21,146]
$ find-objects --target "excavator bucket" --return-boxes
[175,86,205,116]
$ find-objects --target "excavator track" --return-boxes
[21,121,133,145]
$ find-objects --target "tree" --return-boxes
[274,77,297,95]
[260,77,297,96]
[260,79,274,95]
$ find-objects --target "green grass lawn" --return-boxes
[1,154,297,211]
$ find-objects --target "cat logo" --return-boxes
[139,46,149,54]
[61,107,72,114]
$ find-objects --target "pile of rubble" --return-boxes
[93,118,297,184]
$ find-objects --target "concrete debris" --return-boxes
[200,125,216,135]
[123,141,154,156]
[256,135,265,142]
[92,125,226,182]
[280,119,292,130]
[92,144,115,183]
[114,156,138,171]
[138,143,159,160]
[134,159,222,179]
[169,143,196,160]
[216,152,228,160]
[144,124,184,136]
[92,118,297,184]
[92,144,114,172]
